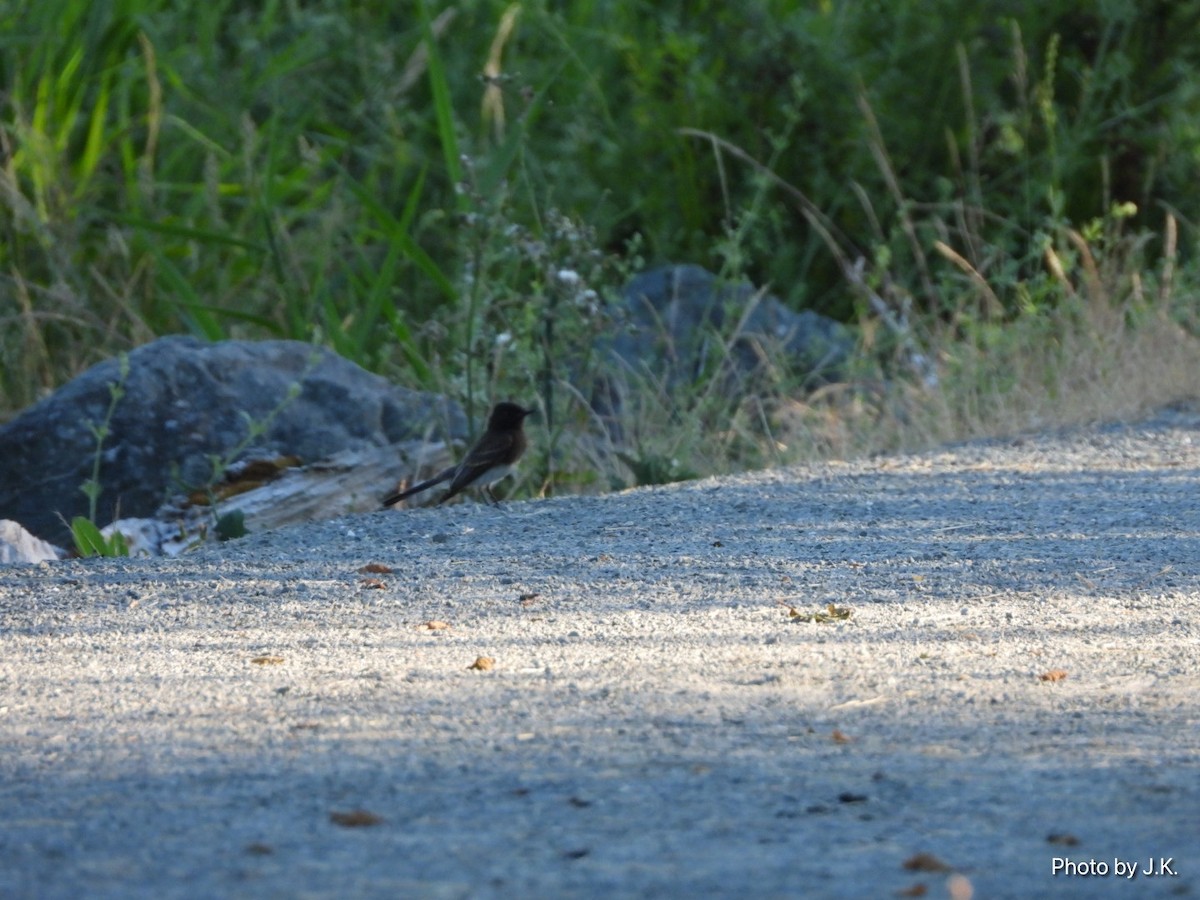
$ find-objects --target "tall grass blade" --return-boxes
[417,0,465,211]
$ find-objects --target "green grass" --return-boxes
[2,0,1199,498]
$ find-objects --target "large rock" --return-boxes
[594,265,854,416]
[0,337,463,546]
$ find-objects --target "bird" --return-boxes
[382,401,534,507]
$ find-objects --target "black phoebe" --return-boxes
[382,401,534,507]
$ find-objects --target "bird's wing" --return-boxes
[445,431,516,494]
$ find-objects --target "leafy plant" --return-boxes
[70,516,129,558]
[214,510,247,542]
[70,353,130,557]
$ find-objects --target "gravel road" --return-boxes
[2,410,1198,899]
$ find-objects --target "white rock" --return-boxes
[0,519,65,564]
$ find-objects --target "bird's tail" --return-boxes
[381,467,455,507]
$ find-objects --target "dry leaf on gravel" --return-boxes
[329,809,384,828]
[358,563,393,574]
[787,603,852,623]
[1047,832,1079,845]
[903,852,952,872]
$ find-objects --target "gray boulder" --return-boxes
[0,336,463,546]
[595,265,853,415]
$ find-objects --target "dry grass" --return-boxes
[767,292,1199,468]
[546,275,1200,497]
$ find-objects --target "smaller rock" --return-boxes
[616,265,851,380]
[593,264,854,422]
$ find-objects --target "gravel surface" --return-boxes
[2,410,1198,899]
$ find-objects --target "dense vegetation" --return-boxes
[3,0,1199,490]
